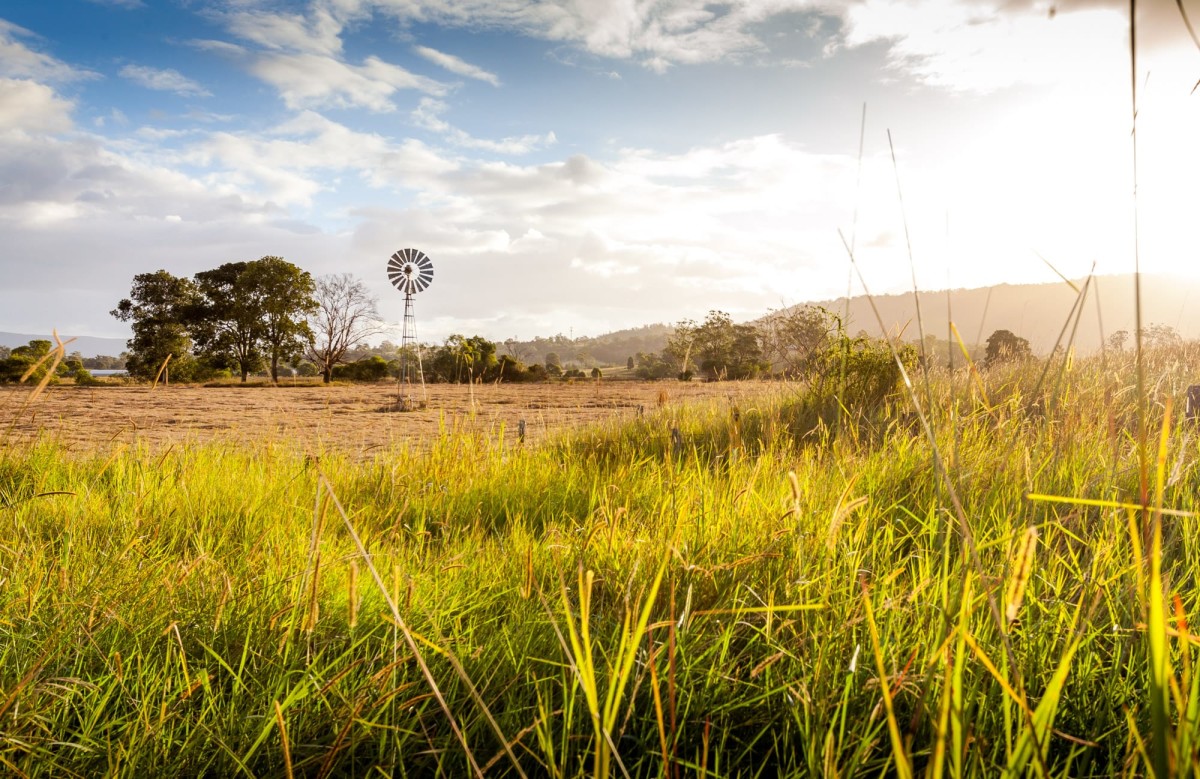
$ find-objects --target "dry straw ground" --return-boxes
[0,379,775,454]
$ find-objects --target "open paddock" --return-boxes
[0,379,788,454]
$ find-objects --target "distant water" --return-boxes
[90,369,127,377]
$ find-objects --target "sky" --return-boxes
[0,0,1198,344]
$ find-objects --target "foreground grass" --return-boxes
[3,350,1200,777]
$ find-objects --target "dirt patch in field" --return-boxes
[0,380,786,456]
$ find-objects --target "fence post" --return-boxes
[1187,386,1200,422]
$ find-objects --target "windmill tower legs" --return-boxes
[397,292,425,408]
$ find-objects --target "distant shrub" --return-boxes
[634,351,675,380]
[73,367,102,386]
[333,356,389,382]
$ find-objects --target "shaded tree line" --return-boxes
[629,306,918,412]
[112,260,384,383]
[633,307,847,382]
[0,339,94,385]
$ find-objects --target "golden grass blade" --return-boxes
[541,584,632,779]
[1176,0,1200,56]
[315,470,503,779]
[151,354,173,391]
[949,322,990,407]
[1025,493,1193,518]
[274,700,294,779]
[4,333,73,433]
[1004,527,1038,624]
[861,580,912,779]
[961,632,1033,719]
[1003,600,1085,777]
[691,603,824,617]
[1034,251,1080,293]
[1147,396,1173,778]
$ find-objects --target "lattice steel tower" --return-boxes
[386,248,433,405]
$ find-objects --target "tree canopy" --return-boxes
[111,270,200,381]
[112,258,319,383]
[984,329,1032,367]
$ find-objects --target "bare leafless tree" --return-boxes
[307,274,387,383]
[503,337,529,362]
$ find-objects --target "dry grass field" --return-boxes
[7,350,1200,776]
[0,379,781,454]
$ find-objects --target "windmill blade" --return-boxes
[386,248,434,295]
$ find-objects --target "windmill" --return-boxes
[386,248,433,407]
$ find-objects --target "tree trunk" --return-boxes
[270,354,279,383]
[323,368,332,383]
[240,367,248,382]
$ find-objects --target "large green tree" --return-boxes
[191,262,264,382]
[688,311,768,380]
[0,340,52,383]
[760,305,839,378]
[425,335,501,383]
[190,257,316,383]
[111,270,199,381]
[241,257,317,382]
[984,329,1032,367]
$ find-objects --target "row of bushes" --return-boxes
[333,356,605,383]
[0,340,104,385]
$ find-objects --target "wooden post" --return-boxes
[1187,385,1200,422]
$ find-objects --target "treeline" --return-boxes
[326,336,598,385]
[105,258,620,385]
[109,260,408,383]
[0,340,101,385]
[625,307,918,409]
[499,324,674,369]
[631,307,901,383]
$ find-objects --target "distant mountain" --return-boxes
[530,274,1198,363]
[0,331,127,357]
[809,273,1200,354]
[489,274,1200,366]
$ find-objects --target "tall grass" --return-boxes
[2,346,1200,776]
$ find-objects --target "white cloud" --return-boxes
[414,45,501,86]
[119,64,212,97]
[250,52,446,111]
[224,7,346,56]
[377,0,813,70]
[0,18,99,82]
[178,110,458,206]
[201,6,452,111]
[188,38,248,57]
[0,78,74,133]
[213,0,821,72]
[84,0,146,8]
[412,97,554,154]
[835,0,1128,92]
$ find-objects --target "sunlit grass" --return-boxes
[2,347,1200,776]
